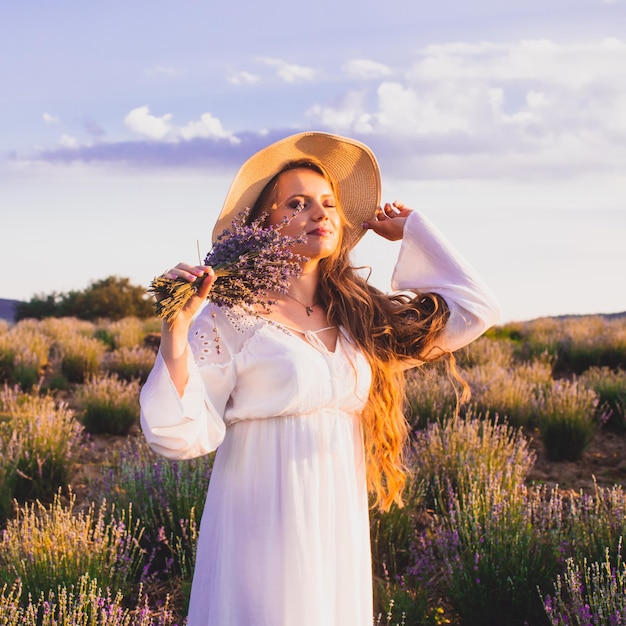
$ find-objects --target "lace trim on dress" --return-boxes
[192,303,341,362]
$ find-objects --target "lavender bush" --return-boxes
[0,574,178,626]
[535,379,598,461]
[403,363,459,429]
[104,438,212,589]
[564,483,626,568]
[543,540,626,626]
[0,432,17,523]
[465,360,552,428]
[411,410,535,512]
[371,497,450,625]
[370,475,424,587]
[505,316,626,374]
[76,374,141,435]
[95,317,150,350]
[0,386,82,502]
[457,335,517,369]
[61,336,106,383]
[148,208,307,323]
[556,317,626,374]
[417,480,564,626]
[579,366,626,433]
[0,491,143,604]
[104,346,156,383]
[0,321,51,389]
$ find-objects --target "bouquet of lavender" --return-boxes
[148,209,307,323]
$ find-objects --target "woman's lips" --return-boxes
[307,228,331,236]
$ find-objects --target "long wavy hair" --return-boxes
[248,159,453,511]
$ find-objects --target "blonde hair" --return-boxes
[249,159,452,511]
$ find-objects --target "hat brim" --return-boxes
[212,132,381,249]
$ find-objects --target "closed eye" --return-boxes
[288,198,307,210]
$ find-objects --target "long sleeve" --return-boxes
[391,211,501,353]
[140,315,236,460]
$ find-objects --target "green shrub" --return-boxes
[579,366,626,433]
[0,492,143,602]
[536,380,598,461]
[15,276,155,322]
[0,386,83,502]
[76,374,141,435]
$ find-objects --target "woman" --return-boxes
[140,132,500,625]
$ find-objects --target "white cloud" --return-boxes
[43,113,60,124]
[410,38,626,89]
[305,38,626,179]
[179,113,241,144]
[227,71,261,85]
[59,134,79,149]
[376,81,474,134]
[124,106,174,141]
[306,91,373,133]
[525,90,554,110]
[123,106,239,145]
[343,59,392,80]
[29,38,626,184]
[258,58,316,82]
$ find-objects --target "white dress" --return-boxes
[140,211,501,626]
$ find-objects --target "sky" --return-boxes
[1,0,625,323]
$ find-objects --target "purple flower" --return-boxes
[148,208,307,322]
[203,209,307,310]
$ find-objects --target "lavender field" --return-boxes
[1,313,625,625]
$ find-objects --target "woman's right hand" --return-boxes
[161,263,217,331]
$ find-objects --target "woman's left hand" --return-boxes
[362,201,413,241]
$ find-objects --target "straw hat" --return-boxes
[212,131,381,248]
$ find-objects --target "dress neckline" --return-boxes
[259,316,340,355]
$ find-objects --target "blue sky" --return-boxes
[1,0,625,322]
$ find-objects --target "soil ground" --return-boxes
[527,427,626,492]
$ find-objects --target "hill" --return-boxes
[0,298,21,323]
[552,310,626,321]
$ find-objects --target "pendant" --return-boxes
[306,306,314,316]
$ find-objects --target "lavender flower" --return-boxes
[148,208,307,323]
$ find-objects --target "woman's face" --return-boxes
[266,168,343,262]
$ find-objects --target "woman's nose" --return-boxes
[311,201,329,220]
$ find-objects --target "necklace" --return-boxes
[282,292,319,316]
